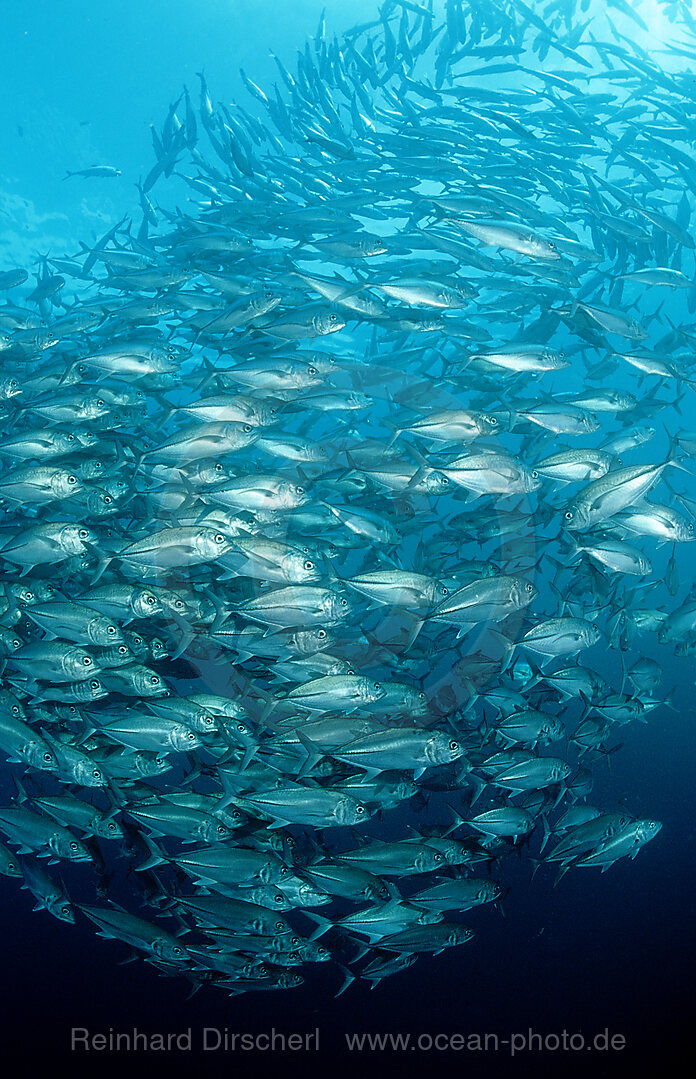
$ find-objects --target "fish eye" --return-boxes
[97,399,105,408]
[70,842,78,851]
[146,596,156,605]
[317,629,326,639]
[449,740,459,751]
[441,586,448,595]
[43,751,53,762]
[275,920,285,931]
[355,805,366,815]
[79,528,89,538]
[104,496,112,504]
[592,623,599,632]
[434,852,444,863]
[83,656,92,665]
[274,894,284,903]
[118,646,128,655]
[150,675,160,684]
[214,462,223,471]
[564,511,573,520]
[308,366,317,376]
[68,474,77,484]
[329,313,338,321]
[90,680,100,689]
[107,625,116,635]
[339,597,347,606]
[214,533,225,544]
[525,582,534,592]
[243,424,252,432]
[295,486,304,494]
[290,936,301,946]
[531,470,538,479]
[93,768,101,778]
[304,560,314,570]
[66,434,75,442]
[488,416,497,425]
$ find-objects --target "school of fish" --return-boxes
[2,0,695,997]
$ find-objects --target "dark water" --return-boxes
[1,1,695,1075]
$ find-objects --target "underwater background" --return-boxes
[0,1,694,1075]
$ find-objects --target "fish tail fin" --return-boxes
[529,856,543,880]
[443,805,467,836]
[661,423,690,475]
[88,550,113,586]
[384,420,404,450]
[663,686,679,714]
[168,613,196,662]
[334,964,355,998]
[58,359,79,387]
[296,729,324,780]
[602,742,623,771]
[135,835,169,872]
[13,775,29,803]
[303,911,334,940]
[553,864,571,887]
[521,656,545,690]
[468,774,486,806]
[257,694,278,728]
[539,814,552,853]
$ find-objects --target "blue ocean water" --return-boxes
[1,1,695,1075]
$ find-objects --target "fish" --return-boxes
[0,0,688,1003]
[63,166,122,179]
